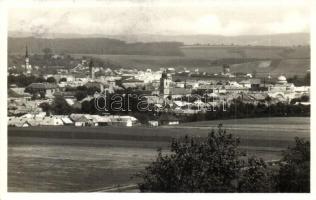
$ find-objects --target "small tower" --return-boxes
[160,70,172,98]
[89,59,95,79]
[25,46,30,73]
[223,64,230,75]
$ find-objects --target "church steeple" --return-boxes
[89,59,95,79]
[160,69,172,98]
[24,45,30,73]
[25,46,29,58]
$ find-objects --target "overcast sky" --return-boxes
[8,0,310,36]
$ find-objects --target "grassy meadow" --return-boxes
[8,117,310,192]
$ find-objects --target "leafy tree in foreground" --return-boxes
[276,137,310,192]
[238,157,276,192]
[137,126,274,192]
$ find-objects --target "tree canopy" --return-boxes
[276,137,310,192]
[137,126,275,192]
[137,126,309,193]
[50,96,74,115]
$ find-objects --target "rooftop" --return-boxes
[27,83,58,90]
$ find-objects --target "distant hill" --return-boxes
[8,37,184,56]
[7,34,310,78]
[8,32,309,46]
[100,33,310,46]
[68,44,310,77]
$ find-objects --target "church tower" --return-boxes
[25,46,30,73]
[160,70,172,98]
[89,59,95,79]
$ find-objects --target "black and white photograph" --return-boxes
[0,0,314,197]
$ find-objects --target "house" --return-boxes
[294,86,310,96]
[295,102,310,106]
[250,78,262,90]
[70,114,92,126]
[74,116,91,127]
[193,100,206,108]
[237,92,268,105]
[84,81,109,92]
[22,121,32,127]
[65,98,76,106]
[20,113,34,119]
[121,77,144,88]
[89,115,111,126]
[169,88,192,99]
[8,117,27,127]
[54,91,76,99]
[117,118,132,127]
[239,80,251,88]
[25,83,59,98]
[158,113,179,125]
[196,84,214,95]
[173,101,190,108]
[166,68,176,74]
[36,112,47,118]
[109,115,138,127]
[61,116,74,125]
[145,95,164,104]
[40,116,64,126]
[8,88,32,99]
[79,96,94,103]
[207,93,219,99]
[225,85,249,93]
[148,120,159,127]
[26,119,40,127]
[248,93,268,102]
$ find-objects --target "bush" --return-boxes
[46,76,57,83]
[50,96,73,115]
[137,127,310,192]
[137,126,274,192]
[276,137,310,192]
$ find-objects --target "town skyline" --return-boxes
[5,0,311,194]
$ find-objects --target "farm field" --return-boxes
[181,45,310,59]
[8,117,310,192]
[71,45,310,77]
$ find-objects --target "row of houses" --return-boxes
[8,113,138,127]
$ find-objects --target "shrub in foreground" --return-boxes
[137,126,275,192]
[137,126,309,193]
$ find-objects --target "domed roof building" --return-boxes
[268,74,296,102]
[277,75,287,85]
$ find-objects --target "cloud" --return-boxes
[8,1,310,36]
[266,12,309,34]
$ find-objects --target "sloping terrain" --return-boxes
[8,36,310,77]
[8,117,310,192]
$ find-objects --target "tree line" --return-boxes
[8,74,59,87]
[40,94,310,124]
[8,37,184,56]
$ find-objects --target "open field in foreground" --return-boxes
[8,117,310,192]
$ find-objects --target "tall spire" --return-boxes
[24,45,30,74]
[25,45,29,58]
[89,59,95,79]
